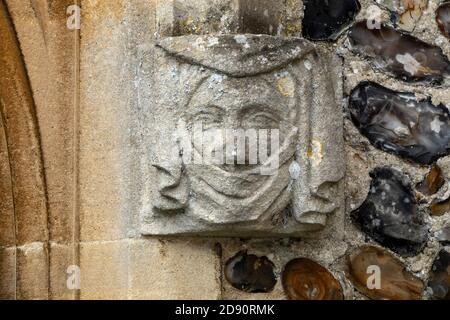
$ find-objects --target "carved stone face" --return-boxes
[140,34,345,236]
[183,73,299,223]
[185,74,297,143]
[185,73,298,166]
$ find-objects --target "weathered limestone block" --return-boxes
[0,247,15,299]
[156,0,239,36]
[79,241,129,300]
[155,0,302,37]
[79,0,129,241]
[78,239,221,299]
[16,243,49,300]
[49,243,76,300]
[128,239,220,299]
[139,34,345,236]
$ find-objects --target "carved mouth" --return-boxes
[200,173,268,199]
[188,126,298,198]
[194,151,295,198]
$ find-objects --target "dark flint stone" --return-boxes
[347,245,424,300]
[376,0,428,32]
[437,2,450,39]
[351,167,428,257]
[430,196,450,216]
[428,249,450,300]
[348,21,450,84]
[302,0,361,41]
[417,164,445,195]
[282,258,343,300]
[435,226,450,244]
[224,250,277,293]
[349,81,450,165]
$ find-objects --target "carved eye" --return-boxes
[189,106,223,130]
[242,111,280,129]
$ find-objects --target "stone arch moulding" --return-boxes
[0,0,49,299]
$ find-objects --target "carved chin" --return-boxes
[194,165,270,198]
[184,129,298,223]
[188,161,292,224]
[189,131,297,198]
